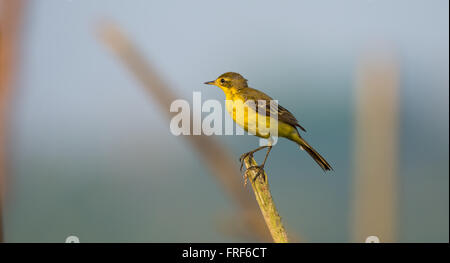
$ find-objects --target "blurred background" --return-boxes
[0,0,448,242]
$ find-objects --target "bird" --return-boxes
[204,72,332,182]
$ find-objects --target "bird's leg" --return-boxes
[245,146,272,184]
[240,145,270,187]
[239,145,270,172]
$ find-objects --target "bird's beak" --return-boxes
[204,80,215,85]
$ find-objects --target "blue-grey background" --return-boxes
[4,0,448,242]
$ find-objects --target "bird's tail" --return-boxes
[292,134,333,171]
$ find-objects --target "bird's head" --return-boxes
[204,72,248,90]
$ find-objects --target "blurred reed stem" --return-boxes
[352,50,399,242]
[0,0,25,243]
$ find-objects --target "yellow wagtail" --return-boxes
[204,72,332,179]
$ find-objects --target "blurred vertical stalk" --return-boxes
[0,0,25,242]
[0,0,25,243]
[352,50,399,242]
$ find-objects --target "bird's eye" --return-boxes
[220,78,225,84]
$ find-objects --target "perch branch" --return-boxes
[243,156,289,243]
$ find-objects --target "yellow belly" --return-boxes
[225,95,296,139]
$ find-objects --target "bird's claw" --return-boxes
[239,152,254,172]
[243,165,266,186]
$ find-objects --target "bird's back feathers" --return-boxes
[237,87,307,132]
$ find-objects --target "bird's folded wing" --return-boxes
[241,88,307,132]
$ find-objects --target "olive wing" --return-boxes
[241,88,306,132]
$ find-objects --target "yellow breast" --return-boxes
[224,91,272,138]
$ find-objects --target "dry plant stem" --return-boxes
[244,156,288,243]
